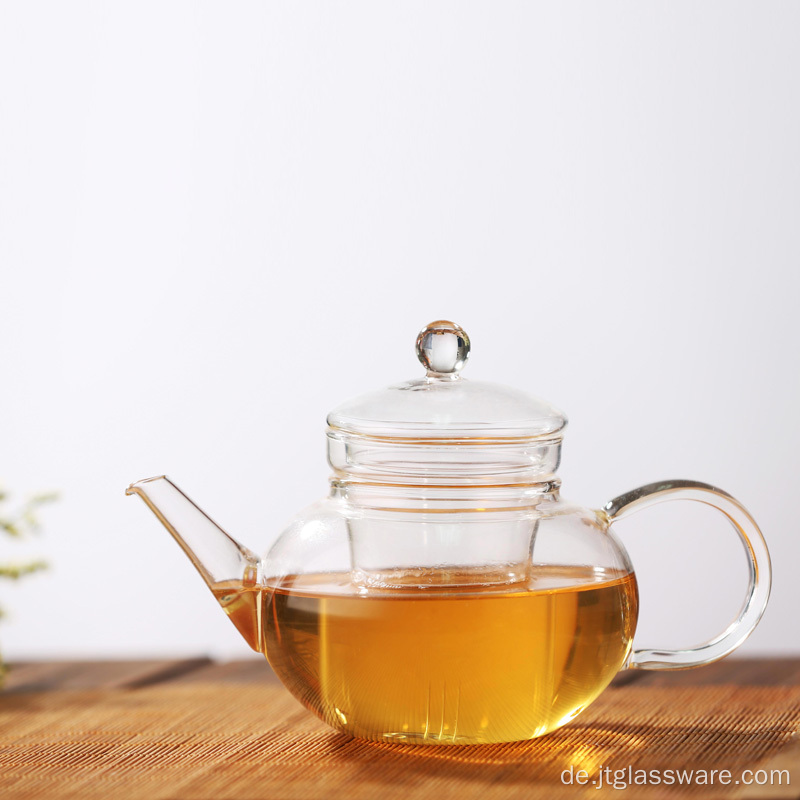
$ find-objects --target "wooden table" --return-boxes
[2,659,800,798]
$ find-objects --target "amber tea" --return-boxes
[213,565,638,745]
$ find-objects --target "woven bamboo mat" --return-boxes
[1,682,799,799]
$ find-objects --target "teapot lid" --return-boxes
[326,321,567,441]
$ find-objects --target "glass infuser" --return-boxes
[127,320,771,745]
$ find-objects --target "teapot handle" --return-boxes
[605,480,771,670]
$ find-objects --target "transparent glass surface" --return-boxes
[127,321,771,746]
[255,485,638,745]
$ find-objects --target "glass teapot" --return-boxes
[127,320,771,746]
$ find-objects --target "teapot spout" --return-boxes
[126,476,262,650]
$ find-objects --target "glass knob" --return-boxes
[415,320,470,378]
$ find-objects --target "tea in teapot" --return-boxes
[212,566,637,743]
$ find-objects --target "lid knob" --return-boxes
[415,320,470,378]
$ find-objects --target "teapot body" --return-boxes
[130,322,770,747]
[252,483,638,745]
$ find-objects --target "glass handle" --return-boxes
[605,480,771,670]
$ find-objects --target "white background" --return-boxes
[1,2,798,661]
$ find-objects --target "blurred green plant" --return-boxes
[0,488,57,686]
